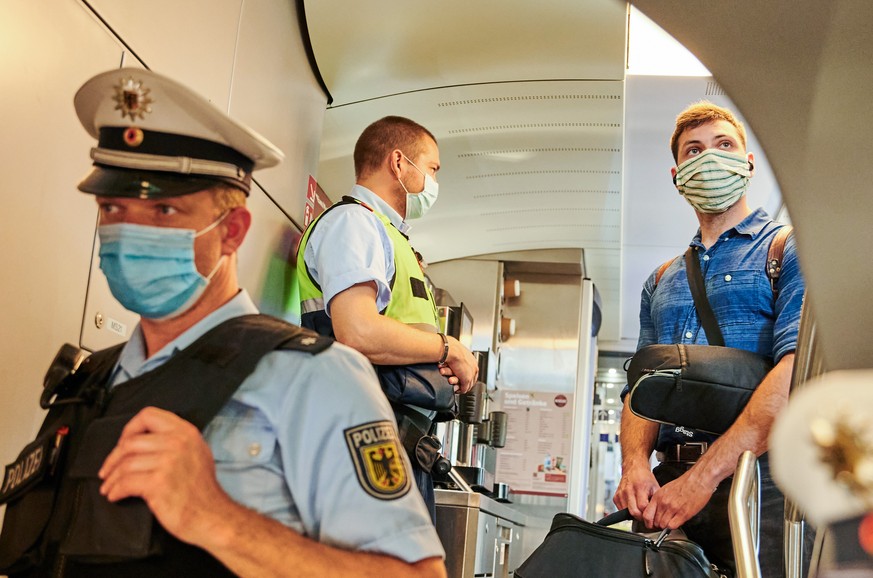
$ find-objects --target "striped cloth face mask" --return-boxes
[674,149,752,213]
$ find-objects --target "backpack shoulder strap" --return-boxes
[767,225,793,294]
[654,257,678,288]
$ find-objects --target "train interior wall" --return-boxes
[0,0,327,528]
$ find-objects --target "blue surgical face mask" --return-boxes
[97,213,227,320]
[398,153,439,220]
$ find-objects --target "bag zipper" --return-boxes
[627,372,686,428]
[658,539,719,575]
[550,521,652,547]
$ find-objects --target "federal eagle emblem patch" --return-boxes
[344,421,410,500]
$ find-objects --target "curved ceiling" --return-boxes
[302,0,628,344]
[303,0,627,105]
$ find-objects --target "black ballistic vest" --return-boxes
[0,314,331,577]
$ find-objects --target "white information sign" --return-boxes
[494,390,574,496]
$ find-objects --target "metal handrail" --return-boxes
[784,499,809,578]
[729,450,762,578]
[785,299,825,578]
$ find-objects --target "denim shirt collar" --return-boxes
[350,184,411,235]
[690,207,772,247]
[111,289,259,384]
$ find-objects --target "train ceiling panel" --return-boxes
[315,82,625,258]
[303,1,628,344]
[301,0,627,105]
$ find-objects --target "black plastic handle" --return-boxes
[596,508,632,526]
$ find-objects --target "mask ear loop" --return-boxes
[402,153,426,177]
[204,254,226,281]
[401,152,431,198]
[195,210,230,238]
[195,211,230,286]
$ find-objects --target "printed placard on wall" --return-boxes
[494,390,574,496]
[303,175,331,227]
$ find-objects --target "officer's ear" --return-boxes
[220,206,251,255]
[389,149,404,179]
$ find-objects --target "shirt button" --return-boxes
[703,255,710,261]
[685,331,693,339]
[725,274,732,282]
[248,442,262,457]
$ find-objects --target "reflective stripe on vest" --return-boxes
[301,296,325,314]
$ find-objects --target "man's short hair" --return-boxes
[670,101,747,163]
[211,185,247,213]
[353,116,437,179]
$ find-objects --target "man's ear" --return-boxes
[388,149,404,179]
[220,206,251,255]
[671,166,679,189]
[747,152,756,176]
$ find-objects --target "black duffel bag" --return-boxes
[515,509,726,578]
[626,343,771,435]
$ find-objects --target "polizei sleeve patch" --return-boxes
[0,429,56,505]
[344,420,411,500]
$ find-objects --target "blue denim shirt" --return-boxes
[633,208,804,449]
[108,291,443,562]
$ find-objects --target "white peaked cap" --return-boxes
[74,67,284,198]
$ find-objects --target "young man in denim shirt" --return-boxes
[614,102,810,576]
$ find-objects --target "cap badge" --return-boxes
[123,127,144,147]
[112,76,154,121]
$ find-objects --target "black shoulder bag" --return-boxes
[626,247,773,435]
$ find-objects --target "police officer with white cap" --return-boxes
[0,68,446,578]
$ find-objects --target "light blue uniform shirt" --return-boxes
[302,185,410,316]
[109,290,443,562]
